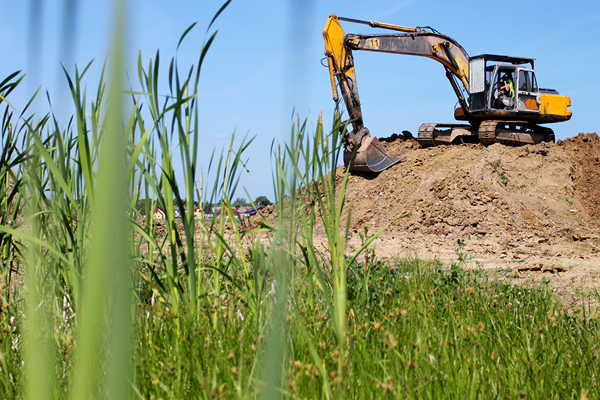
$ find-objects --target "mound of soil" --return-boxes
[335,133,600,291]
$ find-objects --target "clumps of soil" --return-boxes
[557,133,600,220]
[154,221,167,236]
[340,132,600,291]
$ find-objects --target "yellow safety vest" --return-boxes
[507,79,515,98]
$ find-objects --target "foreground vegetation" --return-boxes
[0,2,598,398]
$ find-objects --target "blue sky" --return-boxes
[2,1,599,202]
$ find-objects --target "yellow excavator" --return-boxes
[323,15,572,173]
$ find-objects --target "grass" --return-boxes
[128,256,600,399]
[488,161,509,186]
[0,1,599,398]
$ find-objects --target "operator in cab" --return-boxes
[494,73,515,109]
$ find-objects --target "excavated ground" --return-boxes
[263,132,600,294]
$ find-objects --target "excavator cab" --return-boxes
[487,64,540,113]
[468,55,535,113]
[491,68,516,110]
[468,55,570,123]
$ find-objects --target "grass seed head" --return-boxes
[385,331,397,348]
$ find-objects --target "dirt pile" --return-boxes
[334,133,600,291]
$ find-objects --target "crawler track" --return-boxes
[478,120,555,146]
[417,123,477,147]
[417,120,555,147]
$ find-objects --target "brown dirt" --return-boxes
[260,133,600,294]
[337,132,600,293]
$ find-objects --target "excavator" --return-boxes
[323,15,572,173]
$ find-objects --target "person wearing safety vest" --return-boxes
[499,74,514,98]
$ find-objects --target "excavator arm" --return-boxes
[344,28,471,113]
[324,15,406,172]
[323,14,472,172]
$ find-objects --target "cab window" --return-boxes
[518,70,538,92]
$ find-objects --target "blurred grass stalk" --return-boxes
[69,0,131,398]
[23,126,53,400]
[258,110,388,396]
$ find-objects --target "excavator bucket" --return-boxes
[344,136,406,173]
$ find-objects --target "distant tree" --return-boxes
[233,197,249,207]
[254,196,272,206]
[136,199,153,215]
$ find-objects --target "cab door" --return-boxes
[488,66,516,110]
[516,68,541,113]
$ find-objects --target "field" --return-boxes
[1,4,599,399]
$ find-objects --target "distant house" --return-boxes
[153,206,166,220]
[152,204,214,220]
[173,206,182,218]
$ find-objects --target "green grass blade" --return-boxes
[69,0,132,398]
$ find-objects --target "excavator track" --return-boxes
[478,121,497,146]
[417,121,555,147]
[417,123,477,147]
[417,123,435,147]
[478,120,555,146]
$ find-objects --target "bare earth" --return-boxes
[282,133,600,293]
